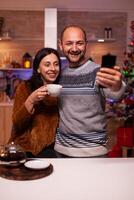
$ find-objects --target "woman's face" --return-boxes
[38,53,60,84]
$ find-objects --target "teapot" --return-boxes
[0,142,26,166]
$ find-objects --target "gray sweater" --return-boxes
[54,60,125,157]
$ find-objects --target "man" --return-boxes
[54,25,126,157]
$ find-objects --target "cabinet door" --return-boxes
[0,105,13,145]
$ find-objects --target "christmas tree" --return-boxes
[106,21,134,125]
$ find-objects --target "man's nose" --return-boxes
[72,43,78,51]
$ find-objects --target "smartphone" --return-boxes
[101,54,116,68]
[99,54,116,88]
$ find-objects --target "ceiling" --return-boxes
[0,0,134,11]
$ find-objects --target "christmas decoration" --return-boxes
[106,21,134,157]
[128,21,134,52]
[106,20,134,122]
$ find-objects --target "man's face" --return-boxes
[59,27,87,67]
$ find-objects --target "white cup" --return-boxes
[47,84,62,97]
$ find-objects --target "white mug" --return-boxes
[47,84,62,97]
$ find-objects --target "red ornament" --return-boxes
[124,98,134,105]
[131,21,134,25]
[130,24,134,30]
[130,41,134,46]
[123,66,129,71]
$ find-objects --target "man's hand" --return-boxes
[96,66,122,91]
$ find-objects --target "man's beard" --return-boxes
[66,51,86,67]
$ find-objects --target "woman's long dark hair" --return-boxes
[27,47,61,92]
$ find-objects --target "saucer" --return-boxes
[24,160,50,170]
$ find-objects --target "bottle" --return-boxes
[104,27,112,39]
[108,27,112,38]
[104,27,108,38]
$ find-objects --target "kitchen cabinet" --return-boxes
[0,102,13,145]
[0,68,32,145]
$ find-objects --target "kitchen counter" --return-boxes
[0,158,134,200]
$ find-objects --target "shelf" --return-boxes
[0,68,32,71]
[88,38,116,43]
[0,101,13,107]
[0,68,33,80]
[0,36,12,41]
[0,37,44,42]
[13,37,44,41]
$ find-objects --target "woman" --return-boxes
[9,47,61,158]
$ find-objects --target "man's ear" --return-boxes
[58,39,63,51]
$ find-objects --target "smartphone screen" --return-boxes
[101,54,116,68]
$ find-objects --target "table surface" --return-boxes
[0,158,134,200]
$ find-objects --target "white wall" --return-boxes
[44,8,57,49]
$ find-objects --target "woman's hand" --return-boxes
[24,85,48,114]
[96,66,122,91]
[28,85,48,104]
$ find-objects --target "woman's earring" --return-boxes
[37,69,40,73]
